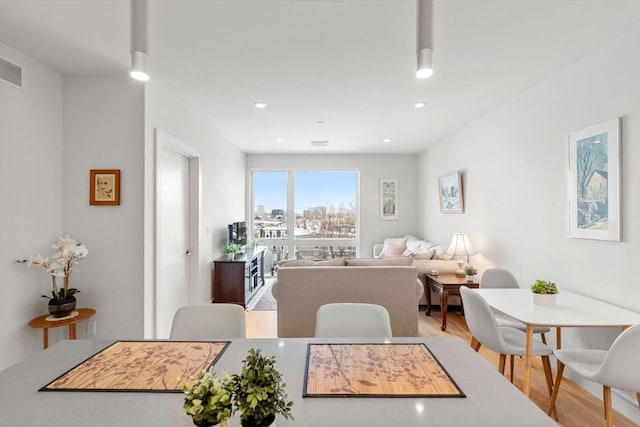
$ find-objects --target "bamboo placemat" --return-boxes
[303,343,465,397]
[41,341,230,392]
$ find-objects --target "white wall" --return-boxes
[63,76,145,340]
[0,43,64,370]
[246,154,418,257]
[418,26,640,422]
[145,82,246,336]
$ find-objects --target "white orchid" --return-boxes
[17,236,88,300]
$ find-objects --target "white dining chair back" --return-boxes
[314,303,393,337]
[480,268,550,344]
[460,286,554,394]
[480,268,519,289]
[169,304,246,340]
[548,323,640,426]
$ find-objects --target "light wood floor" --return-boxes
[246,308,639,427]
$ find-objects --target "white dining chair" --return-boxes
[314,303,393,337]
[547,323,640,426]
[480,268,550,345]
[460,286,554,394]
[169,304,246,340]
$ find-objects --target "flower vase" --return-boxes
[48,296,76,317]
[532,293,557,306]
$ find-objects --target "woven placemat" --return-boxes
[41,340,230,392]
[304,343,465,398]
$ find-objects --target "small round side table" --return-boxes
[28,308,96,349]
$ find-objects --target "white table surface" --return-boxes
[0,337,557,427]
[473,289,640,327]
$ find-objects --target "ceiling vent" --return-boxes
[310,140,329,147]
[0,57,23,88]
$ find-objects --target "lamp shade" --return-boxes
[446,233,477,258]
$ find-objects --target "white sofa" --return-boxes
[271,261,423,337]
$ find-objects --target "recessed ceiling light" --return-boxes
[383,138,392,143]
[276,138,284,143]
[253,101,267,109]
[316,121,325,125]
[414,102,426,109]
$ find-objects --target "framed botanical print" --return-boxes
[90,169,120,206]
[569,118,620,241]
[438,171,464,214]
[379,178,399,220]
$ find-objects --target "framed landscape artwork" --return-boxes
[379,178,399,220]
[438,171,464,214]
[569,118,620,241]
[90,169,120,206]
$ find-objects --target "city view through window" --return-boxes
[252,170,358,264]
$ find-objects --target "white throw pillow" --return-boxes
[432,245,453,260]
[379,242,406,258]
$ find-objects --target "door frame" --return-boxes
[151,129,201,338]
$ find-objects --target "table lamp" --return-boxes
[446,232,477,276]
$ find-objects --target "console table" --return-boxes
[212,246,265,307]
[424,273,479,331]
[28,308,96,349]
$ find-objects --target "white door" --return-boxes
[156,147,191,338]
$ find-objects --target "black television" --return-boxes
[228,221,247,246]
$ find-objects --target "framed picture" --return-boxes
[438,171,464,214]
[569,118,620,241]
[90,169,120,206]
[379,178,399,220]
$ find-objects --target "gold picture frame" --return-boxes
[90,169,120,206]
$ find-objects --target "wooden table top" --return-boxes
[426,272,478,286]
[28,308,96,329]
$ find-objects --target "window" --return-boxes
[251,169,359,267]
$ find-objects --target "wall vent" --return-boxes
[0,57,23,88]
[310,140,329,147]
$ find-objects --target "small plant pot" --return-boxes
[48,296,77,318]
[241,414,275,427]
[466,274,475,282]
[532,293,557,306]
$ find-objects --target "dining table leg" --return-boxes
[523,324,533,397]
[556,326,562,370]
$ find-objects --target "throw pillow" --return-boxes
[379,242,405,258]
[346,257,414,266]
[432,245,453,260]
[413,248,436,259]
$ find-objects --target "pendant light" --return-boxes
[416,0,433,79]
[130,0,149,81]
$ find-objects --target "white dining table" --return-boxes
[473,288,640,397]
[0,337,557,427]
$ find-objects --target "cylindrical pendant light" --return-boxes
[416,0,433,79]
[130,0,149,81]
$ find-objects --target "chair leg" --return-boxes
[499,354,506,375]
[604,385,613,427]
[637,392,640,408]
[547,361,565,419]
[470,336,481,352]
[541,332,547,345]
[509,355,515,383]
[541,356,554,396]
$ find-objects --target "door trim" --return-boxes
[151,129,201,338]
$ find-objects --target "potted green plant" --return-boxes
[181,368,234,427]
[222,242,242,260]
[17,236,88,317]
[530,279,558,305]
[464,265,478,282]
[231,348,294,427]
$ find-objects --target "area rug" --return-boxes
[41,341,229,392]
[303,343,465,398]
[248,278,277,311]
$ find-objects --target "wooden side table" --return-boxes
[424,273,478,331]
[28,308,96,349]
